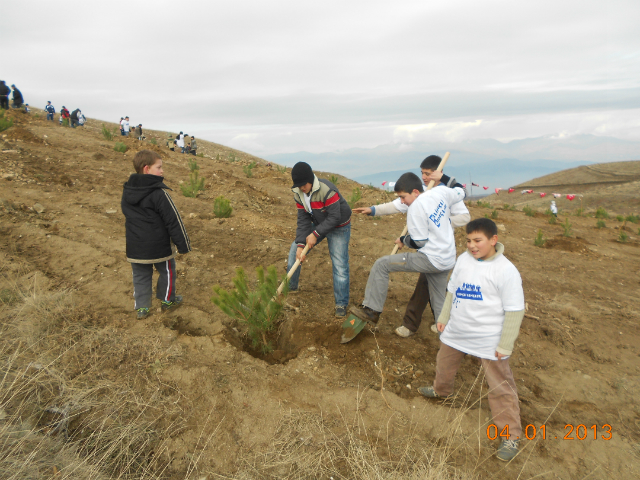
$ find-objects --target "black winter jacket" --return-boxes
[71,109,79,120]
[0,82,9,96]
[293,175,351,246]
[12,88,23,104]
[121,174,191,263]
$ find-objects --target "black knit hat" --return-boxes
[291,162,314,188]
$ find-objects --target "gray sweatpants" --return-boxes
[131,258,177,309]
[363,252,450,321]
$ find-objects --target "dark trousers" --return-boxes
[131,258,177,310]
[0,96,8,109]
[46,113,54,121]
[402,272,434,332]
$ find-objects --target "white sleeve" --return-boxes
[392,197,408,214]
[445,186,465,207]
[499,264,526,312]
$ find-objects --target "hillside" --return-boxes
[1,108,639,479]
[481,161,640,213]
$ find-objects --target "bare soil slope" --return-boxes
[1,109,639,479]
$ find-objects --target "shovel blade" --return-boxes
[341,314,367,344]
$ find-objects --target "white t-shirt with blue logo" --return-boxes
[406,185,465,270]
[440,251,525,360]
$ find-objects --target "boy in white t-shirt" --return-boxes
[348,172,465,333]
[353,155,470,337]
[418,218,525,462]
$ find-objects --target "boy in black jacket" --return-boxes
[121,150,191,319]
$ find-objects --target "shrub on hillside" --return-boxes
[523,205,535,217]
[490,209,498,220]
[626,214,639,224]
[616,215,624,222]
[276,165,287,174]
[101,124,115,141]
[548,215,557,225]
[562,218,573,237]
[618,231,628,243]
[188,158,199,172]
[0,111,14,132]
[114,142,127,153]
[213,196,233,218]
[595,207,609,219]
[534,229,545,247]
[180,171,205,198]
[149,137,157,145]
[211,266,288,353]
[596,220,606,229]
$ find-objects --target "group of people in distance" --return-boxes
[168,132,198,155]
[119,116,144,140]
[121,149,525,462]
[52,103,85,127]
[0,81,29,113]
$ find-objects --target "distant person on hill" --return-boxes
[120,117,125,135]
[45,101,55,121]
[0,81,10,109]
[550,201,558,217]
[121,150,191,320]
[78,112,86,126]
[122,116,131,136]
[24,104,30,114]
[346,172,465,341]
[176,132,185,153]
[417,218,525,462]
[353,155,470,338]
[183,134,190,154]
[60,106,70,126]
[167,135,175,151]
[70,108,81,128]
[11,85,23,109]
[136,124,144,141]
[189,136,197,155]
[286,162,352,317]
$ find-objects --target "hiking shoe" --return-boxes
[496,439,520,462]
[417,386,452,399]
[136,307,150,320]
[395,325,415,338]
[335,305,347,317]
[349,305,381,324]
[161,295,183,312]
[430,324,439,333]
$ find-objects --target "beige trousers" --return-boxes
[434,342,522,439]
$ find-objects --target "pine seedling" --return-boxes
[347,187,362,207]
[534,229,545,247]
[548,215,557,225]
[625,214,639,224]
[596,220,606,229]
[101,124,114,141]
[276,165,287,174]
[114,142,127,153]
[595,207,609,219]
[562,218,573,237]
[330,175,340,185]
[618,231,628,243]
[211,266,288,353]
[180,170,205,197]
[150,137,157,145]
[491,209,498,220]
[188,158,200,172]
[616,215,624,222]
[523,205,535,217]
[213,196,233,218]
[243,161,257,178]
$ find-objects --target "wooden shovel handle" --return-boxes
[276,244,310,295]
[389,152,451,255]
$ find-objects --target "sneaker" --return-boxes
[349,305,381,324]
[496,439,520,462]
[161,295,183,312]
[136,307,150,320]
[335,306,347,317]
[395,325,415,337]
[430,324,438,333]
[417,386,452,399]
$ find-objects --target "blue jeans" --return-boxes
[287,223,350,307]
[46,113,53,121]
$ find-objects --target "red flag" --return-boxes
[508,188,515,193]
[495,188,503,194]
[567,194,575,201]
[381,181,387,186]
[540,192,546,197]
[483,186,488,190]
[462,183,467,188]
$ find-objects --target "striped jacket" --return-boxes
[293,175,351,246]
[121,174,191,263]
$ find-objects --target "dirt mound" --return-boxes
[543,235,592,253]
[5,126,44,144]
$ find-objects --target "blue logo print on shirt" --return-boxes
[429,200,446,228]
[454,283,483,305]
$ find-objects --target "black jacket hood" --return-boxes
[123,174,170,205]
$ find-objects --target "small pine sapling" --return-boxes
[625,214,639,224]
[329,175,340,185]
[562,218,572,237]
[188,158,200,172]
[490,209,498,220]
[114,142,127,153]
[243,161,257,178]
[523,205,535,217]
[213,196,233,218]
[211,266,288,353]
[534,229,545,247]
[548,215,557,225]
[0,111,13,132]
[181,170,205,197]
[595,207,609,219]
[101,124,114,140]
[347,187,362,207]
[149,137,158,145]
[616,215,624,222]
[618,231,628,243]
[596,220,606,229]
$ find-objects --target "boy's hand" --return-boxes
[353,207,372,215]
[437,322,445,332]
[495,351,507,360]
[425,171,443,184]
[394,238,404,250]
[305,233,318,250]
[296,246,307,262]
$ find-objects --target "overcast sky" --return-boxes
[3,0,639,156]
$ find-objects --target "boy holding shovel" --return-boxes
[347,172,464,339]
[286,162,352,317]
[353,155,469,337]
